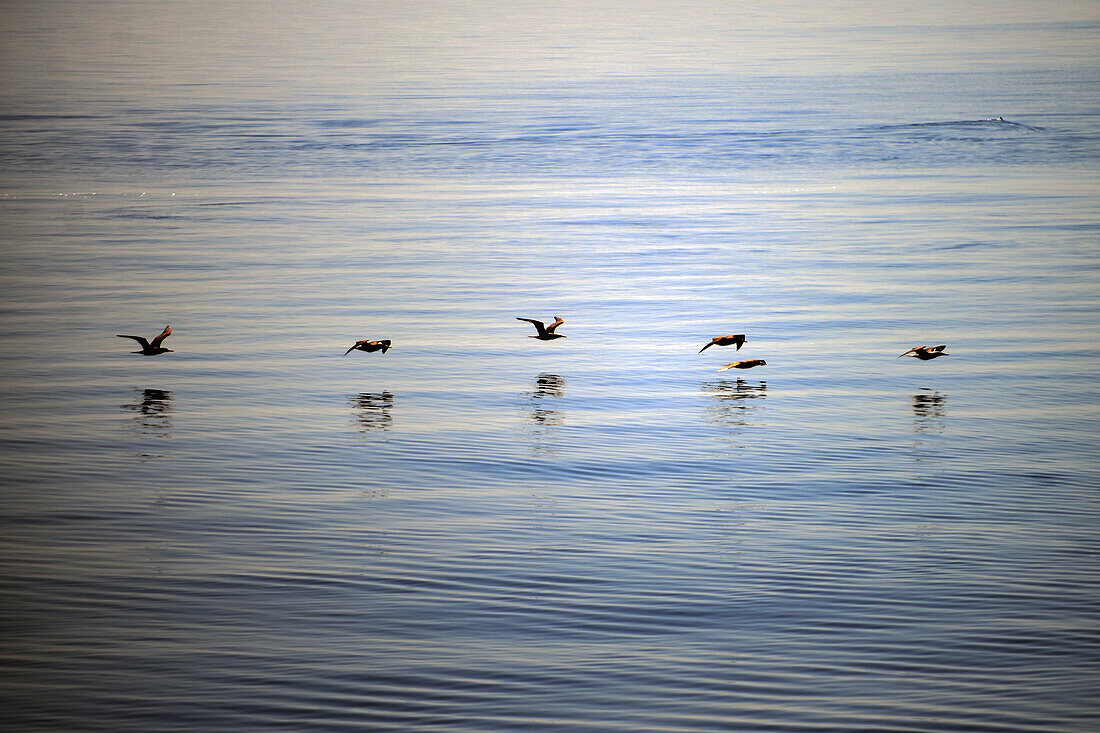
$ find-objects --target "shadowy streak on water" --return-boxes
[912,389,947,433]
[121,387,173,436]
[702,378,767,428]
[349,391,394,432]
[525,373,566,428]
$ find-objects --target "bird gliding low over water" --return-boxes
[344,339,392,356]
[899,344,948,360]
[117,325,173,355]
[699,334,746,352]
[516,316,566,340]
[717,359,766,371]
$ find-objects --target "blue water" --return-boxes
[2,2,1100,730]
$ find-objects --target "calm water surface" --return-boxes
[2,2,1100,730]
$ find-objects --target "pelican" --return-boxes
[516,316,566,340]
[699,334,746,353]
[717,359,766,371]
[117,325,173,355]
[345,339,391,356]
[898,345,948,360]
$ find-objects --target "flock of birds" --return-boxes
[119,318,949,368]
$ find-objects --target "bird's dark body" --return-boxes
[718,359,766,371]
[117,325,173,355]
[699,334,746,352]
[899,345,948,360]
[345,339,392,356]
[517,316,566,341]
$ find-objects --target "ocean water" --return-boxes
[2,2,1100,730]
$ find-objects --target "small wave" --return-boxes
[934,241,999,250]
[0,113,105,121]
[104,209,185,220]
[315,118,384,128]
[861,118,1045,133]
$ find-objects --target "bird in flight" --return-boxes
[117,325,173,355]
[717,359,766,371]
[345,339,392,356]
[517,316,566,340]
[699,334,746,353]
[898,345,948,360]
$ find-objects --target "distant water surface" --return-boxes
[2,2,1099,731]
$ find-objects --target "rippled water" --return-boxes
[2,2,1100,730]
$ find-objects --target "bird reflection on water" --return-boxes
[524,373,566,429]
[120,388,174,458]
[349,392,394,432]
[912,389,947,433]
[121,388,174,435]
[702,378,767,428]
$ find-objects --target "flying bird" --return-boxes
[898,345,948,360]
[517,316,566,340]
[699,334,746,353]
[345,339,392,356]
[717,359,766,371]
[117,325,173,355]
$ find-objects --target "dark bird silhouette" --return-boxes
[117,325,173,355]
[344,339,392,356]
[717,359,766,371]
[898,344,948,360]
[699,334,746,353]
[517,316,566,340]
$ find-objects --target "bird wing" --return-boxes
[898,346,924,358]
[118,334,151,349]
[344,340,367,356]
[716,362,736,371]
[545,317,565,334]
[516,317,547,337]
[733,334,746,350]
[150,325,172,348]
[699,341,714,353]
